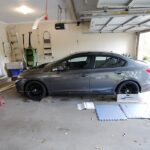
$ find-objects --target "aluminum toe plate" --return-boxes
[96,104,127,121]
[120,104,150,119]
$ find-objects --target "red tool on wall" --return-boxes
[44,0,48,20]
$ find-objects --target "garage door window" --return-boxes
[95,56,126,68]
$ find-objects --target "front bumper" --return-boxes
[15,79,27,93]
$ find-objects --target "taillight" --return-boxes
[146,68,150,73]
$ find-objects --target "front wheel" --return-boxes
[25,81,46,101]
[116,81,140,94]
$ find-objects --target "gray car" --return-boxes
[16,51,150,101]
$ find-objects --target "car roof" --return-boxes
[68,51,128,60]
[44,51,137,70]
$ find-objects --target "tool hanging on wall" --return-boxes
[22,34,25,49]
[24,32,37,68]
[10,41,13,60]
[36,29,40,45]
[22,34,27,66]
[43,31,52,57]
[55,5,66,30]
[2,42,7,57]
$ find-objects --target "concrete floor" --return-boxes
[0,88,150,150]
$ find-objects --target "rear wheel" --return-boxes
[25,81,46,101]
[116,81,139,94]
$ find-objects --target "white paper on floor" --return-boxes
[77,102,95,110]
[117,94,142,103]
[96,104,127,121]
[120,103,150,119]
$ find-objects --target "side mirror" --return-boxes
[57,66,64,71]
[52,66,64,72]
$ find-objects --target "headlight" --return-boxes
[15,75,25,83]
[17,74,23,79]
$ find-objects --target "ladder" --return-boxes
[43,31,52,57]
[7,26,21,61]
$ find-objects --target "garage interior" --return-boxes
[0,0,150,149]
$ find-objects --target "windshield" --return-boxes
[43,61,56,71]
[43,53,77,71]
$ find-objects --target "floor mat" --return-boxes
[96,104,127,121]
[120,103,150,119]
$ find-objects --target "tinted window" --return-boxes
[95,56,126,68]
[67,56,89,70]
[52,56,90,71]
[68,57,87,62]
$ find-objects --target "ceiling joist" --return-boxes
[80,11,150,20]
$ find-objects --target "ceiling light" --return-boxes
[16,5,34,15]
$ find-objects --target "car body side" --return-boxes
[16,52,150,95]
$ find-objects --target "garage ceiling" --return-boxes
[72,0,150,33]
[0,0,74,23]
[1,0,150,33]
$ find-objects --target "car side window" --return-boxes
[52,56,90,71]
[68,56,90,70]
[95,56,126,68]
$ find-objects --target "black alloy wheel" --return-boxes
[117,81,139,94]
[25,81,46,101]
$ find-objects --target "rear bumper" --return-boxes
[15,79,27,93]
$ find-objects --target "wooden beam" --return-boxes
[138,29,150,33]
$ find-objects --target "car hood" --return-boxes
[19,68,44,78]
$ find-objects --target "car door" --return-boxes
[48,55,92,93]
[90,55,127,94]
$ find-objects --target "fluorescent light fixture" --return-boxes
[16,5,34,15]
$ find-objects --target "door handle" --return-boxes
[81,74,88,77]
[115,71,122,75]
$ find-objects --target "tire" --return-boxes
[25,81,46,101]
[116,81,139,94]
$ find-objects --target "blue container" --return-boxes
[10,69,24,77]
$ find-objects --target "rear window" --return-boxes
[95,56,126,68]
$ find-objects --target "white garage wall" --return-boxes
[7,21,137,65]
[0,22,10,76]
